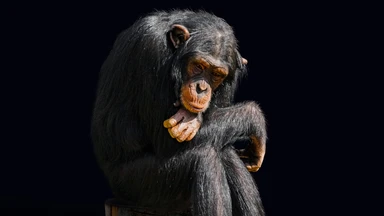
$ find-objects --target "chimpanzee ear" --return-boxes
[242,58,248,65]
[236,51,248,69]
[169,24,190,49]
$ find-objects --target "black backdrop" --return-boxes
[2,2,376,216]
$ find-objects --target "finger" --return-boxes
[170,121,189,139]
[163,111,185,128]
[245,162,260,172]
[163,117,180,128]
[168,128,176,138]
[176,126,195,142]
[245,162,252,171]
[249,163,260,172]
[248,167,260,172]
[185,127,199,141]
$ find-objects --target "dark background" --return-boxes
[2,2,378,216]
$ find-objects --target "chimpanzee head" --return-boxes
[168,13,248,113]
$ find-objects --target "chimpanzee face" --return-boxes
[180,56,229,113]
[169,24,247,113]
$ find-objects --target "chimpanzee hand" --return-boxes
[236,136,266,172]
[163,107,202,142]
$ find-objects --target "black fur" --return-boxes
[91,9,267,216]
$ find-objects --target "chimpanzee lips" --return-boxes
[188,102,207,112]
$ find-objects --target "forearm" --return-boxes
[193,101,267,147]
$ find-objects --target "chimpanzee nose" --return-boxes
[196,81,208,94]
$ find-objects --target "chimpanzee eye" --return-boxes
[212,71,222,77]
[196,64,204,71]
[191,64,204,75]
[211,74,220,82]
[211,70,226,82]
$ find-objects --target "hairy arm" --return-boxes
[164,101,267,172]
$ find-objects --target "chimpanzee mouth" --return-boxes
[180,97,208,113]
[187,102,207,113]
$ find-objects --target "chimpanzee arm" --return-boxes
[164,101,266,172]
[195,101,267,172]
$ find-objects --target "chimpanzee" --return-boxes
[91,9,267,216]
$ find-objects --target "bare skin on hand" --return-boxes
[237,135,266,172]
[163,107,201,142]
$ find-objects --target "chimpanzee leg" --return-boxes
[221,147,265,216]
[191,145,232,216]
[107,154,192,212]
[105,144,231,215]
